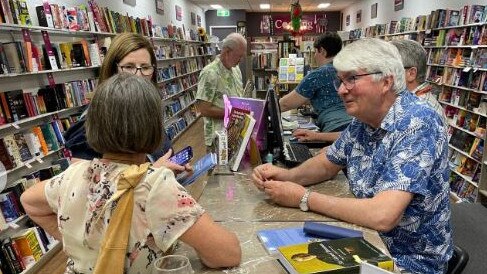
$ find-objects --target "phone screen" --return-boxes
[169,146,193,165]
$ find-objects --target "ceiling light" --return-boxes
[260,4,271,9]
[210,4,223,9]
[318,3,331,9]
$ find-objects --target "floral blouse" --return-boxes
[44,159,205,273]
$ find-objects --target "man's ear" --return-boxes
[405,67,418,83]
[381,75,394,95]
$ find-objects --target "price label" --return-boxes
[463,67,471,72]
[12,123,20,129]
[36,157,44,163]
[25,162,33,169]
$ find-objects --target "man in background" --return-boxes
[196,33,247,150]
[279,32,352,143]
[390,39,445,120]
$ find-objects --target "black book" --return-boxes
[42,45,61,70]
[8,0,18,24]
[38,87,60,112]
[5,89,28,121]
[71,43,86,67]
[36,6,48,27]
[39,166,55,181]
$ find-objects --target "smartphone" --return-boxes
[169,146,193,165]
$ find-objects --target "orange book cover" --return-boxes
[33,126,48,155]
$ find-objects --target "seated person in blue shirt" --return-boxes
[252,38,453,274]
[279,32,352,143]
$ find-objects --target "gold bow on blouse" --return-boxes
[93,163,150,274]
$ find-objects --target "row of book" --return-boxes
[156,58,207,83]
[163,90,195,121]
[428,48,487,68]
[254,75,272,91]
[0,37,102,74]
[449,128,484,164]
[346,5,487,41]
[450,173,478,203]
[424,25,487,47]
[0,117,77,171]
[165,107,197,141]
[427,66,487,92]
[160,73,198,100]
[252,52,278,70]
[0,79,94,125]
[154,44,212,60]
[1,0,206,43]
[446,105,487,136]
[0,160,69,273]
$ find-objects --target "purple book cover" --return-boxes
[228,96,267,151]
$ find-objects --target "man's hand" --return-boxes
[293,129,318,142]
[153,149,193,174]
[251,163,290,191]
[263,180,306,208]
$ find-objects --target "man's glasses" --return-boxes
[117,64,155,76]
[333,72,382,90]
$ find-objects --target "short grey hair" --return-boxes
[222,33,247,51]
[86,73,164,154]
[390,39,427,83]
[333,38,406,94]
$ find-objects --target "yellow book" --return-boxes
[59,43,73,68]
[277,238,394,273]
[12,228,43,268]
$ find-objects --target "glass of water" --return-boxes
[152,255,194,274]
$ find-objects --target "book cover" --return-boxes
[229,113,256,171]
[258,226,327,254]
[0,138,16,170]
[278,238,394,274]
[3,42,24,74]
[176,153,217,186]
[228,96,267,151]
[17,0,31,26]
[12,228,43,268]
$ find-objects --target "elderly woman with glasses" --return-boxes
[64,33,188,172]
[251,38,453,274]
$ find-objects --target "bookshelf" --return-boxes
[343,4,487,204]
[250,41,279,97]
[0,1,214,272]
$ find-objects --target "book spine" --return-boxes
[42,0,54,28]
[41,30,59,70]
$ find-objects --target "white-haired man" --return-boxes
[196,33,247,149]
[251,38,452,273]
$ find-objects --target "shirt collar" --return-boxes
[375,90,408,132]
[216,56,232,72]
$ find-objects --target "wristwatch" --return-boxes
[299,189,311,212]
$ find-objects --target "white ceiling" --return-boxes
[190,0,360,12]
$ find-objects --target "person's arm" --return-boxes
[307,190,413,232]
[195,100,224,119]
[279,90,309,112]
[293,129,341,142]
[179,213,241,268]
[20,181,62,240]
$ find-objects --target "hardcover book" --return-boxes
[278,238,394,274]
[229,113,256,171]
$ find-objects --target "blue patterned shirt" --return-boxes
[296,64,352,132]
[326,91,453,274]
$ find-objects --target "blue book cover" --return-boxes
[257,222,364,254]
[257,226,327,254]
[177,153,217,186]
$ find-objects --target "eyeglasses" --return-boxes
[117,64,155,76]
[333,72,382,90]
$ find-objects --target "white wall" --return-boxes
[342,0,483,31]
[27,0,206,34]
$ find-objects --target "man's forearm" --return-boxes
[289,154,337,185]
[196,101,225,119]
